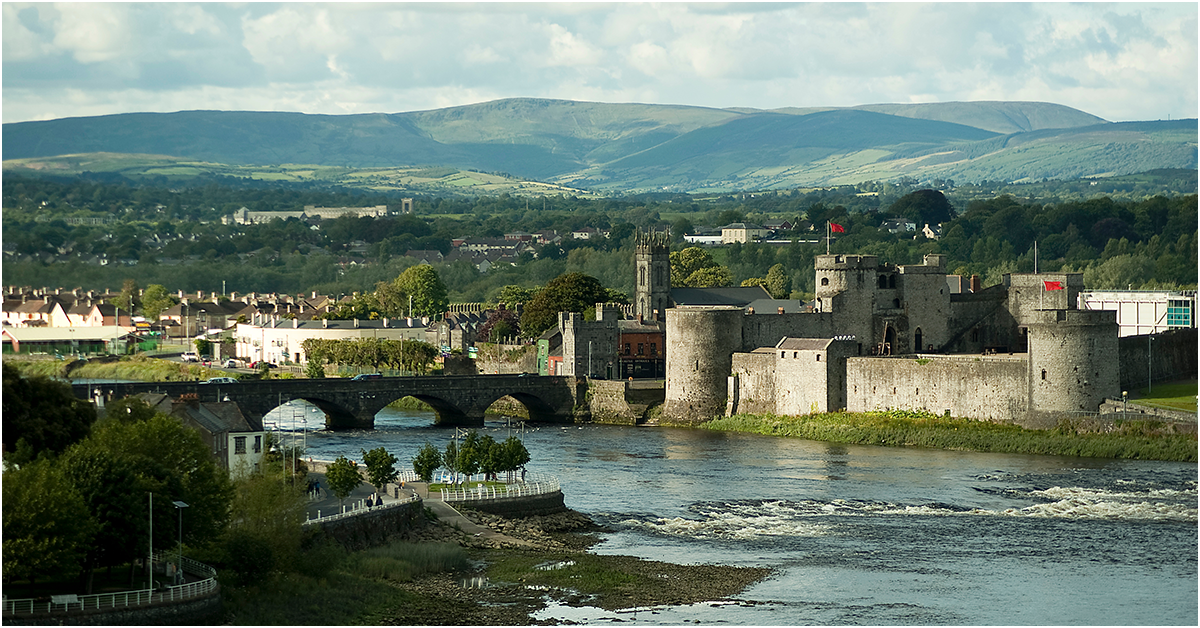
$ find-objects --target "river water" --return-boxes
[272,404,1198,625]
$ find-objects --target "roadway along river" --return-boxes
[272,404,1198,625]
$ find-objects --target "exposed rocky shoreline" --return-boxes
[383,507,772,625]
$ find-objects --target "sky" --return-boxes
[2,2,1196,125]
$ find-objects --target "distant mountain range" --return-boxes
[3,98,1195,193]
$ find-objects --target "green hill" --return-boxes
[2,99,1194,192]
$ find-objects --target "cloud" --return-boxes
[2,3,1195,124]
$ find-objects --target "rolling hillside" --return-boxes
[3,99,1194,192]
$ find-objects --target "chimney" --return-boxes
[312,291,317,299]
[178,290,184,298]
[322,318,328,328]
[747,307,754,315]
[293,318,299,328]
[382,317,389,328]
[354,318,359,328]
[970,274,982,293]
[778,307,785,315]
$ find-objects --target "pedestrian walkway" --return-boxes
[302,472,535,547]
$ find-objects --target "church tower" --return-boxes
[635,228,672,320]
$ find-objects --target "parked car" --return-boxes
[181,352,199,363]
[248,361,277,369]
[351,373,382,381]
[203,377,238,385]
[223,359,239,368]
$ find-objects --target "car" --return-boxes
[181,352,199,363]
[351,373,382,381]
[203,377,238,385]
[223,359,239,368]
[249,361,277,369]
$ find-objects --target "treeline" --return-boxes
[2,175,1195,304]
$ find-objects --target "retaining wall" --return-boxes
[1118,328,1197,390]
[305,499,426,551]
[587,379,664,424]
[451,490,567,517]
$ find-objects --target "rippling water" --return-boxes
[272,403,1198,625]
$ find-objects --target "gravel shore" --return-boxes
[380,507,773,625]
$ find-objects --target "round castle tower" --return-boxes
[663,306,743,424]
[1027,309,1120,413]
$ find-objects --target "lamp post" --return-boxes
[172,500,188,585]
[148,492,153,591]
[1148,334,1155,394]
[1122,390,1128,421]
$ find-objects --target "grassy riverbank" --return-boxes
[222,509,768,625]
[703,410,1197,462]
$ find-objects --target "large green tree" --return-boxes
[411,442,442,483]
[2,363,96,466]
[889,189,957,226]
[520,272,611,338]
[395,264,449,318]
[324,455,362,506]
[2,459,96,585]
[140,284,176,321]
[361,447,399,494]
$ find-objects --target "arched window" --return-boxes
[878,275,887,289]
[888,275,896,289]
[820,277,829,286]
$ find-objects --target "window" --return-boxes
[816,354,821,362]
[637,343,644,355]
[234,436,247,455]
[624,343,631,355]
[650,343,657,355]
[1168,300,1192,327]
[820,277,829,286]
[254,435,262,454]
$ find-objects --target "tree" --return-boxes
[140,284,175,322]
[2,459,96,584]
[411,442,442,483]
[479,307,522,342]
[114,278,140,314]
[443,439,460,483]
[2,363,96,466]
[194,338,213,358]
[888,189,956,226]
[499,436,531,479]
[324,455,361,506]
[520,272,610,338]
[492,284,540,308]
[456,431,484,480]
[686,265,733,287]
[765,263,792,299]
[670,247,717,287]
[361,447,399,493]
[305,358,326,379]
[222,471,308,578]
[395,264,449,318]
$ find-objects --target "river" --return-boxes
[269,404,1198,625]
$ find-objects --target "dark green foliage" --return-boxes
[888,189,957,225]
[2,363,96,466]
[1,459,96,584]
[520,272,610,338]
[361,447,399,493]
[411,442,442,482]
[324,455,362,505]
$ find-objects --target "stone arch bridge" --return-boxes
[73,375,588,429]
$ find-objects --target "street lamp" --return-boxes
[1122,390,1128,420]
[172,500,188,585]
[1148,334,1155,394]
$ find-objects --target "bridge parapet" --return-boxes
[73,374,588,429]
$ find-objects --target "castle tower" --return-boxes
[1027,309,1119,413]
[663,306,743,424]
[814,254,878,349]
[635,228,672,321]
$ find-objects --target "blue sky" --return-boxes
[2,2,1195,124]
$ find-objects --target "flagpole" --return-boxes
[826,221,830,255]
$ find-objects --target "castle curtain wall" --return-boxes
[845,355,1029,421]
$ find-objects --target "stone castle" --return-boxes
[634,233,1134,427]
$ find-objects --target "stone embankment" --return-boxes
[403,506,598,551]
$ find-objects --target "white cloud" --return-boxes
[2,3,1195,123]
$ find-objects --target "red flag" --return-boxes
[1043,280,1064,291]
[829,222,845,233]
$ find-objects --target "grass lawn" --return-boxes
[1136,381,1197,412]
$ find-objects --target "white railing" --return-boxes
[436,472,559,502]
[3,551,217,616]
[303,492,420,526]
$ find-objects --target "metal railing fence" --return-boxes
[435,472,559,502]
[3,550,217,617]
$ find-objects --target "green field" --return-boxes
[1136,381,1197,412]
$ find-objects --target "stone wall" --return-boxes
[1027,309,1120,413]
[452,490,567,517]
[846,354,1030,422]
[740,311,839,352]
[729,351,776,415]
[1118,327,1197,390]
[587,379,664,425]
[305,499,426,551]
